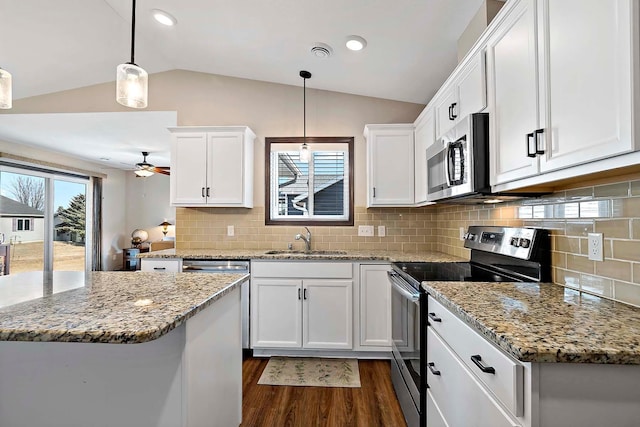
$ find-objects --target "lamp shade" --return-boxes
[158,221,172,227]
[0,68,12,109]
[116,63,148,109]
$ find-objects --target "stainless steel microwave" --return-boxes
[426,113,490,202]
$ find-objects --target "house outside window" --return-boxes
[265,137,354,226]
[14,218,33,231]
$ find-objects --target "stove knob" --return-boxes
[519,238,531,248]
[510,237,519,247]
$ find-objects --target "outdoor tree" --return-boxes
[8,176,44,211]
[56,193,86,241]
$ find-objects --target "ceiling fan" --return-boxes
[134,151,170,177]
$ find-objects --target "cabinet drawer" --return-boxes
[427,296,523,416]
[140,259,182,273]
[426,389,450,427]
[427,328,521,427]
[251,261,352,279]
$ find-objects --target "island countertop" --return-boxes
[0,271,249,344]
[423,281,640,364]
[139,248,466,263]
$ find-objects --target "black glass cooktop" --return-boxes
[392,262,521,288]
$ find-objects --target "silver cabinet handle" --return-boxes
[153,267,166,271]
[201,187,205,198]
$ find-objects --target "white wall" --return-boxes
[125,173,175,244]
[101,168,127,271]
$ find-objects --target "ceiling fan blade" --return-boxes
[152,167,170,176]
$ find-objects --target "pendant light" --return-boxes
[0,67,12,109]
[299,70,311,163]
[116,0,148,108]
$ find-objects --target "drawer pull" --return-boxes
[428,312,442,322]
[153,267,166,271]
[428,362,441,376]
[471,355,495,374]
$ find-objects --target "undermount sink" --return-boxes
[264,250,348,256]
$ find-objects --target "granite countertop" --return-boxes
[423,281,640,364]
[0,271,249,344]
[139,248,465,263]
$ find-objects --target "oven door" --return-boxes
[388,270,421,425]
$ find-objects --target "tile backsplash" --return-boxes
[434,178,640,307]
[176,206,438,253]
[176,178,640,307]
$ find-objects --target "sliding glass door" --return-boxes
[0,166,91,274]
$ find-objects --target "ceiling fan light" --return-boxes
[0,68,12,110]
[116,63,148,108]
[135,168,154,177]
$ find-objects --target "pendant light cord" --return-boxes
[130,0,137,65]
[303,76,306,143]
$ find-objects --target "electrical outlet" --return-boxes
[358,225,374,237]
[459,227,466,241]
[227,225,235,237]
[588,233,604,261]
[378,225,386,237]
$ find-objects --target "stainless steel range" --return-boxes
[387,226,550,427]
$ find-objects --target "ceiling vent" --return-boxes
[310,43,333,58]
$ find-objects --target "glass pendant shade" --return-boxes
[299,143,310,162]
[116,63,148,109]
[0,68,12,109]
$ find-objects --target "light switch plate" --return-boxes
[227,225,235,237]
[358,225,374,237]
[378,225,386,237]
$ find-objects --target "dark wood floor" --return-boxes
[241,357,408,427]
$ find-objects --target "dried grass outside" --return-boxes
[7,241,85,273]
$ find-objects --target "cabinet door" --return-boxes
[487,0,541,185]
[457,51,486,119]
[207,132,245,205]
[359,265,392,348]
[537,0,633,172]
[251,279,302,348]
[414,110,435,205]
[367,126,415,206]
[303,280,353,349]
[434,87,458,138]
[171,133,208,205]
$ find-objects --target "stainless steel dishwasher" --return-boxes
[182,260,251,354]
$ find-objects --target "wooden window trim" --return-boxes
[265,137,354,226]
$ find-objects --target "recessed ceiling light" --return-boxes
[346,35,367,51]
[152,9,177,26]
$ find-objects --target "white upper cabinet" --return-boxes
[169,126,255,207]
[488,0,635,186]
[487,0,541,184]
[364,124,415,207]
[414,108,436,206]
[435,51,487,139]
[537,0,633,172]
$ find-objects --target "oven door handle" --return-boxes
[387,271,420,303]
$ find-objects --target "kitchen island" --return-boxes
[0,271,249,427]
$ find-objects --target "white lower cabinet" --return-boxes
[427,328,521,427]
[140,258,182,272]
[358,264,392,348]
[251,262,353,350]
[427,294,640,427]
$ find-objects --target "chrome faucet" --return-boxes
[295,227,312,251]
